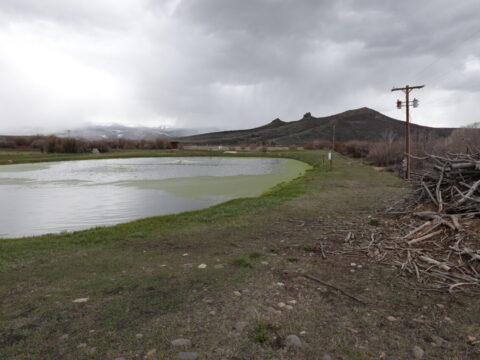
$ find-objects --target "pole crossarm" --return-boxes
[391,85,425,92]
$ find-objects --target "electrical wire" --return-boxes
[411,26,480,83]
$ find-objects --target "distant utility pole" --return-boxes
[330,121,336,170]
[391,84,425,180]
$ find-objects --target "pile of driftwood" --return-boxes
[387,153,480,292]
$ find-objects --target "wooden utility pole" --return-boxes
[391,84,425,180]
[330,121,336,170]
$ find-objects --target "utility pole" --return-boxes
[391,84,425,180]
[330,121,336,170]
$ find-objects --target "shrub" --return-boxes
[232,258,252,268]
[443,127,480,154]
[0,138,15,148]
[61,138,79,153]
[30,139,45,151]
[250,321,277,344]
[345,140,370,158]
[366,141,403,166]
[302,245,316,252]
[45,136,57,153]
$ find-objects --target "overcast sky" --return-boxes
[1,0,479,134]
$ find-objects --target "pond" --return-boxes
[0,157,310,238]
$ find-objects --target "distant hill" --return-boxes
[179,108,454,145]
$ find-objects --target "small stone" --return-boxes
[171,338,191,347]
[276,282,285,286]
[73,297,89,303]
[285,334,302,347]
[436,303,445,309]
[182,253,189,256]
[431,335,447,346]
[277,302,286,308]
[135,333,143,338]
[350,269,356,273]
[287,300,297,304]
[412,345,424,359]
[261,261,269,265]
[321,355,333,360]
[246,306,258,316]
[357,265,363,269]
[234,321,248,331]
[59,334,69,341]
[77,343,87,348]
[350,263,357,266]
[177,352,199,359]
[146,349,157,358]
[233,291,241,296]
[300,331,307,335]
[387,316,397,322]
[285,305,293,310]
[444,316,452,322]
[214,264,224,269]
[198,264,207,269]
[265,306,281,315]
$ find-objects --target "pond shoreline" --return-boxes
[0,155,310,239]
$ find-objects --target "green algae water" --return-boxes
[0,157,310,238]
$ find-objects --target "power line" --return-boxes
[411,26,480,83]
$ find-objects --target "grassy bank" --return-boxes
[0,147,311,166]
[1,150,479,360]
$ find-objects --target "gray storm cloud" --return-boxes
[0,0,479,134]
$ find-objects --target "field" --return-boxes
[1,149,479,360]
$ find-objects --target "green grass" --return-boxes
[232,258,253,268]
[250,320,278,345]
[302,244,316,252]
